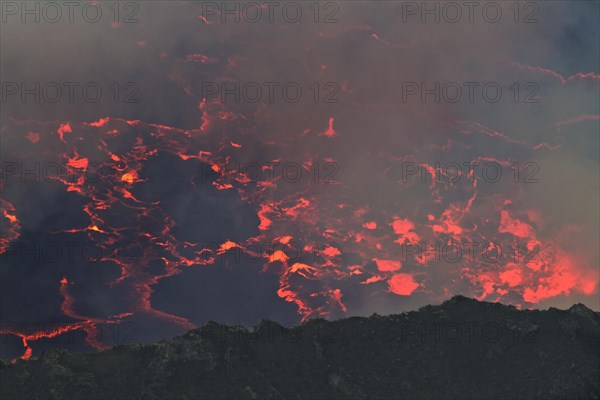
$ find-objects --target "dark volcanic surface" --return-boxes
[1,296,599,400]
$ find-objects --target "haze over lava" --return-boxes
[1,1,599,361]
